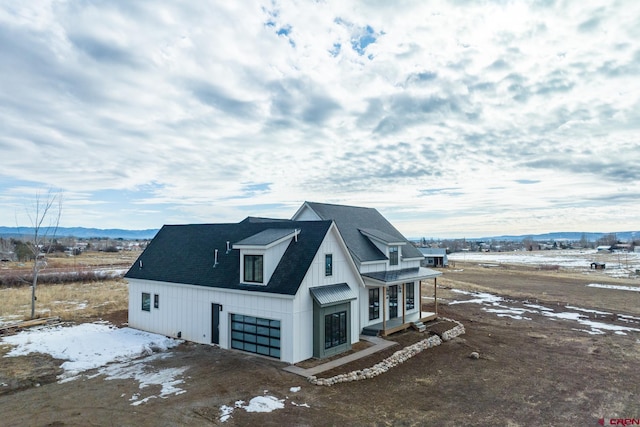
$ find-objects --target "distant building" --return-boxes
[419,248,448,268]
[611,243,632,252]
[596,245,612,252]
[0,251,16,262]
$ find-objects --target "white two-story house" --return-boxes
[125,202,440,364]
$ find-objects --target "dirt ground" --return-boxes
[1,262,639,426]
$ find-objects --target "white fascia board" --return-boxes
[362,270,442,287]
[291,202,317,220]
[360,260,386,266]
[359,229,406,246]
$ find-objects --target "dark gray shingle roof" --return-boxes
[125,218,332,296]
[302,202,424,263]
[234,228,297,247]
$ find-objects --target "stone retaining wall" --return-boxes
[308,318,465,386]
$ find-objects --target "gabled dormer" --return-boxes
[233,228,300,285]
[359,228,406,267]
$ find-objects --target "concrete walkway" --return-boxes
[283,335,398,377]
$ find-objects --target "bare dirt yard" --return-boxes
[1,257,639,426]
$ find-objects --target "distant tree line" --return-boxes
[0,236,137,262]
[415,233,637,254]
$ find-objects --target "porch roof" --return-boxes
[309,283,357,307]
[362,267,441,286]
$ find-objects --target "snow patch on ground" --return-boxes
[564,305,612,315]
[449,289,503,305]
[448,289,640,336]
[523,303,554,311]
[1,322,186,405]
[0,314,22,326]
[219,392,309,422]
[2,323,180,380]
[587,283,640,292]
[95,352,188,405]
[244,395,285,412]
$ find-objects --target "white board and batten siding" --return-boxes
[128,279,296,362]
[290,224,363,363]
[357,281,421,329]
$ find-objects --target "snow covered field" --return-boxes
[449,249,640,278]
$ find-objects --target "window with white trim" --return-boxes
[142,292,151,312]
[405,283,415,310]
[368,288,380,320]
[389,246,399,266]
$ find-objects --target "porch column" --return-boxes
[401,282,406,324]
[434,277,438,315]
[419,280,423,315]
[382,286,387,332]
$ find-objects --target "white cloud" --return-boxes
[0,0,639,236]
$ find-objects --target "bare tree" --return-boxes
[22,190,63,319]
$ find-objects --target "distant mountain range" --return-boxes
[482,231,638,242]
[2,226,637,242]
[0,226,159,240]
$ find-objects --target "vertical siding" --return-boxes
[128,279,295,362]
[291,225,362,362]
[359,262,386,274]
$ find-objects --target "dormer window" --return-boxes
[389,246,399,266]
[235,228,299,285]
[244,255,263,283]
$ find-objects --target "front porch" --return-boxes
[362,310,437,336]
[360,270,441,337]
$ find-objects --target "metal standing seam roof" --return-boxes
[309,283,357,307]
[361,267,441,285]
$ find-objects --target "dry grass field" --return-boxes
[0,251,135,322]
[0,250,139,271]
[1,251,639,426]
[0,279,128,323]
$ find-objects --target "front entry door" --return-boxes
[211,303,221,344]
[389,285,398,318]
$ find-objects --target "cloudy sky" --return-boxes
[1,1,639,238]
